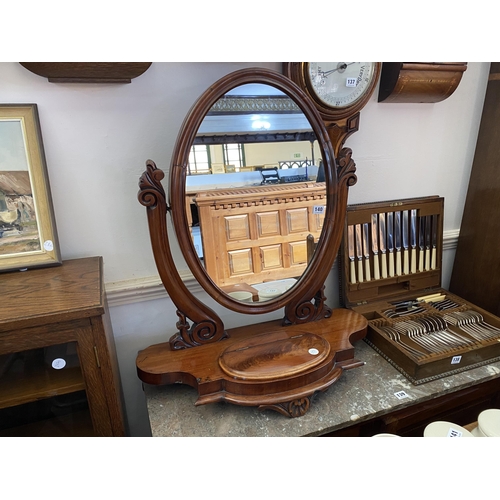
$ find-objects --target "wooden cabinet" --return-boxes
[194,182,326,288]
[0,257,125,436]
[450,63,500,316]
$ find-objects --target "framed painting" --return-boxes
[0,104,61,272]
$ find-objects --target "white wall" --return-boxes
[0,62,489,436]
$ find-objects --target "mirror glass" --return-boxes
[184,84,327,303]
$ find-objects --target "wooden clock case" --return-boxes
[136,68,368,417]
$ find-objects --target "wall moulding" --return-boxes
[104,230,459,308]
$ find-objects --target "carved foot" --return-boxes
[259,395,318,418]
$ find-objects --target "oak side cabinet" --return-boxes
[0,257,126,436]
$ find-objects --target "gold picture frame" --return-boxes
[0,104,61,272]
[210,163,225,174]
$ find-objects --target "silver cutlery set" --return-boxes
[348,210,438,284]
[344,197,500,383]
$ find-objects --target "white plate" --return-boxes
[423,421,474,437]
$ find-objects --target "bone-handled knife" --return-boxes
[425,215,431,271]
[387,212,395,277]
[355,224,364,282]
[402,210,409,275]
[378,213,388,279]
[348,225,356,284]
[410,209,417,274]
[371,214,380,280]
[431,214,438,270]
[418,215,425,272]
[394,211,402,276]
[363,223,371,281]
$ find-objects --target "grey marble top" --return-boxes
[144,340,500,437]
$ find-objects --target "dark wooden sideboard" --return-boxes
[450,62,500,317]
[0,257,125,437]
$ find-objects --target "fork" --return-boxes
[444,311,500,342]
[380,325,428,359]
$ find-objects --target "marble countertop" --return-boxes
[144,340,500,437]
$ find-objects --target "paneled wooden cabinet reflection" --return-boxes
[193,182,326,288]
[0,257,125,437]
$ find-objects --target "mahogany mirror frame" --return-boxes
[170,68,354,314]
[139,67,358,348]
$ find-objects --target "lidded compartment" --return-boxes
[340,196,444,317]
[339,196,500,384]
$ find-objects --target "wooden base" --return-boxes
[136,309,367,417]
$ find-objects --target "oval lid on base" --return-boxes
[218,330,330,381]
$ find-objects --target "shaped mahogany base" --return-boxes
[136,309,368,417]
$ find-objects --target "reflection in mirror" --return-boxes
[184,84,327,303]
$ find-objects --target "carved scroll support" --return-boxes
[138,160,227,349]
[337,147,357,190]
[283,287,332,325]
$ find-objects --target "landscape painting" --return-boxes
[0,105,60,272]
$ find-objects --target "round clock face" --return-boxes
[306,62,377,109]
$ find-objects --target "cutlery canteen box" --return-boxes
[339,195,500,384]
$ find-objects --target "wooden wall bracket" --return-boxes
[378,62,467,103]
[20,62,152,83]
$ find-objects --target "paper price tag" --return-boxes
[313,205,325,214]
[346,77,357,87]
[52,358,66,370]
[394,391,409,400]
[447,427,463,437]
[451,356,462,365]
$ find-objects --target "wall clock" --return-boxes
[283,62,381,155]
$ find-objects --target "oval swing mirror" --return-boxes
[137,67,366,415]
[168,68,347,316]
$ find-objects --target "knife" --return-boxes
[431,214,438,270]
[387,212,395,277]
[363,223,371,281]
[410,209,417,274]
[402,210,409,275]
[348,225,356,284]
[355,224,364,282]
[418,215,425,272]
[394,211,402,276]
[425,215,431,271]
[378,213,388,279]
[371,214,380,280]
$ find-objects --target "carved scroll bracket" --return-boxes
[283,287,332,325]
[337,147,357,190]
